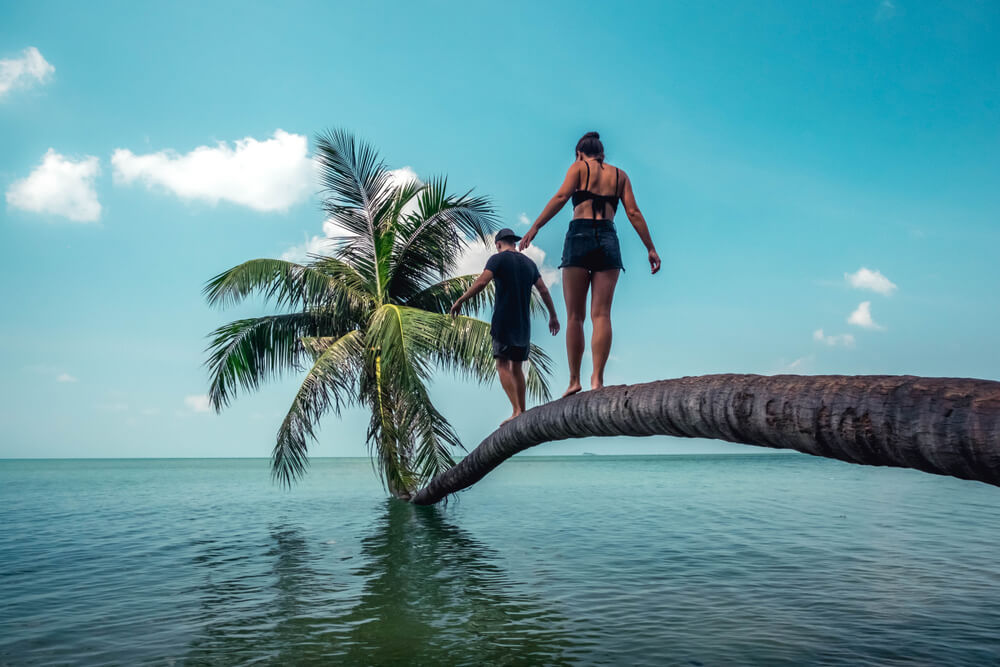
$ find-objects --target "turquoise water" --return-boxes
[2,454,1000,665]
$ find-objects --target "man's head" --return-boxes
[494,228,521,252]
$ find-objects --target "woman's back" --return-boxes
[572,159,624,220]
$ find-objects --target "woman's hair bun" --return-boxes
[575,131,605,161]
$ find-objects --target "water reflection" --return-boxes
[185,500,573,665]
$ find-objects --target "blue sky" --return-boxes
[2,1,998,459]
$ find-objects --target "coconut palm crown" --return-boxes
[203,130,552,497]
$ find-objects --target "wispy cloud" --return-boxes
[770,355,815,374]
[847,301,884,330]
[813,329,855,346]
[183,394,212,413]
[6,149,102,222]
[0,47,54,99]
[56,373,78,383]
[111,130,312,212]
[875,0,898,22]
[517,212,531,227]
[845,267,897,295]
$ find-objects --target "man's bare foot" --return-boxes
[562,382,583,398]
[501,411,523,426]
[591,376,604,391]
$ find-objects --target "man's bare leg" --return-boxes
[590,269,620,390]
[496,359,522,424]
[562,267,591,397]
[511,360,527,415]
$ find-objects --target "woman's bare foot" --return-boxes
[562,382,583,398]
[591,375,604,391]
[501,411,523,426]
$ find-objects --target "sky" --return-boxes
[1,0,998,459]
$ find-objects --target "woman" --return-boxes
[519,131,660,397]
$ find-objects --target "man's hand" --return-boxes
[449,300,462,317]
[648,249,662,275]
[549,316,560,336]
[518,227,538,251]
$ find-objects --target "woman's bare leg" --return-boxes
[589,269,620,390]
[562,267,591,397]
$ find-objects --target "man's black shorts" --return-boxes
[492,338,530,362]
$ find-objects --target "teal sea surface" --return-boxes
[2,454,999,665]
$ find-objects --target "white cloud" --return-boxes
[517,212,531,227]
[6,149,101,222]
[140,408,160,416]
[184,394,212,413]
[847,301,884,330]
[845,267,897,295]
[0,47,54,99]
[813,329,855,346]
[111,130,312,212]
[56,373,78,383]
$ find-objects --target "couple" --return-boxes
[450,131,661,424]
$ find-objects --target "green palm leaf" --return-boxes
[204,258,367,313]
[205,312,338,410]
[272,330,364,487]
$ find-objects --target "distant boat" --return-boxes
[581,452,598,456]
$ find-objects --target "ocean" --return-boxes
[2,454,999,665]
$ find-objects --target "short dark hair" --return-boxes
[576,131,604,163]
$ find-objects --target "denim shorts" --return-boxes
[558,219,624,272]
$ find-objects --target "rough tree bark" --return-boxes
[410,374,1000,505]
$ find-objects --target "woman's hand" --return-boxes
[648,249,661,274]
[518,227,538,251]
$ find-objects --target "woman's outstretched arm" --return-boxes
[518,164,580,250]
[621,173,661,274]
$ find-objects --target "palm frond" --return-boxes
[205,312,339,410]
[525,343,554,403]
[314,129,397,294]
[400,393,462,482]
[387,177,499,300]
[203,258,369,313]
[404,274,494,315]
[272,330,364,487]
[365,304,443,387]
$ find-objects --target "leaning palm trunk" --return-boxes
[410,374,1000,505]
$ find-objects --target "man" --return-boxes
[450,228,560,424]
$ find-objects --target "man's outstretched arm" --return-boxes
[449,270,494,316]
[534,277,561,335]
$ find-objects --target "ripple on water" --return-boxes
[1,455,1000,665]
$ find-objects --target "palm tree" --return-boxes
[203,130,552,498]
[411,374,1000,504]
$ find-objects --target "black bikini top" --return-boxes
[571,161,622,219]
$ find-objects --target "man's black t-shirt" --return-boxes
[485,250,541,348]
